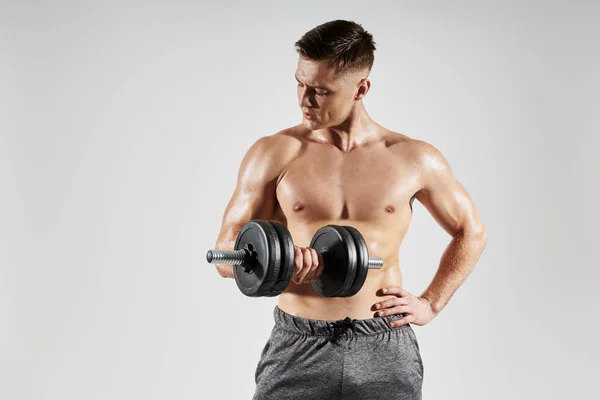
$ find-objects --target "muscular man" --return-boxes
[212,20,487,399]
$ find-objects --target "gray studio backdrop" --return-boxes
[1,1,598,399]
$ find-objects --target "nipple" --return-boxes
[293,201,305,212]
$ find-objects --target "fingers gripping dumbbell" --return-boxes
[206,220,384,297]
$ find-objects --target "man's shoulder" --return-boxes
[254,125,305,144]
[245,126,306,166]
[252,125,307,155]
[400,137,453,189]
[272,124,311,143]
[384,131,444,165]
[382,130,414,147]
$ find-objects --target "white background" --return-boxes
[1,1,599,399]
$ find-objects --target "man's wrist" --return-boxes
[420,295,440,315]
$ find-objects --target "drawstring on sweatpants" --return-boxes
[330,317,357,344]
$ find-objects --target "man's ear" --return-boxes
[355,77,371,100]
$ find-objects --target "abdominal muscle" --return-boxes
[278,267,404,321]
[276,220,408,321]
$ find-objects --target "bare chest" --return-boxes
[275,146,420,222]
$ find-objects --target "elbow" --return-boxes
[216,264,234,279]
[473,224,488,248]
[460,222,488,245]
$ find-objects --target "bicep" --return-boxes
[215,137,280,244]
[413,142,484,237]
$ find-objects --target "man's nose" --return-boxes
[298,87,313,108]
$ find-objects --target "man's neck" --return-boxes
[314,104,380,152]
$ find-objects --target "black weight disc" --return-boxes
[310,225,357,297]
[265,221,295,296]
[343,225,370,297]
[233,220,280,297]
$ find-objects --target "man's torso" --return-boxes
[268,124,423,320]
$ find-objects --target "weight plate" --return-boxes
[265,221,295,296]
[310,225,357,297]
[233,220,280,297]
[343,225,370,297]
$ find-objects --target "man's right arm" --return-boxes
[212,135,284,279]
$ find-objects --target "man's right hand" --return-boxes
[292,245,325,285]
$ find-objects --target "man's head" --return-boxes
[294,20,376,130]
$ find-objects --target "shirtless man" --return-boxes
[212,20,487,399]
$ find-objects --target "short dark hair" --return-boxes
[294,20,376,77]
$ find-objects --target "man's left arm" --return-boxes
[374,140,488,326]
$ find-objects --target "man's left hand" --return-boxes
[372,287,437,327]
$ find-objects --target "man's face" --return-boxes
[295,56,365,130]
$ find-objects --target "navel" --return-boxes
[292,201,305,212]
[385,205,395,214]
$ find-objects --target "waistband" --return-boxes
[273,305,405,337]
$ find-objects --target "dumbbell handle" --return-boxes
[206,249,383,269]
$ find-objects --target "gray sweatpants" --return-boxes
[253,306,424,400]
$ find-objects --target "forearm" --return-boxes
[420,229,487,315]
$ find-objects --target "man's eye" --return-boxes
[297,83,327,96]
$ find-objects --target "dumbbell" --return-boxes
[206,220,384,297]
